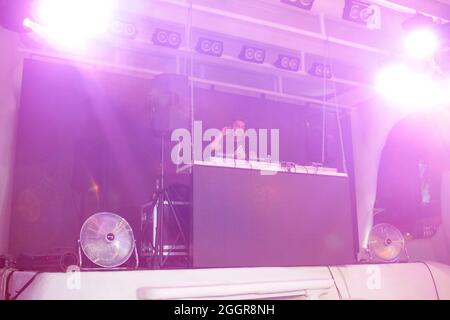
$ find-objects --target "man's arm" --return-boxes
[208,127,228,151]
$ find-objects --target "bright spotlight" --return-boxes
[376,64,443,110]
[404,28,439,60]
[34,0,114,49]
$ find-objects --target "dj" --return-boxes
[208,119,250,160]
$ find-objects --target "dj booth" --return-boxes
[188,160,356,268]
[11,62,357,271]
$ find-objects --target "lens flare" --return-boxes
[376,64,444,110]
[35,0,115,49]
[404,28,439,60]
[22,18,32,28]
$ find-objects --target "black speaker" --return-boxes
[150,74,191,135]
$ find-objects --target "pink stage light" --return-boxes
[376,64,444,110]
[404,28,439,60]
[34,0,115,49]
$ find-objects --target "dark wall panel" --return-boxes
[10,59,160,255]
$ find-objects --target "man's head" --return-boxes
[232,120,246,138]
[233,120,246,131]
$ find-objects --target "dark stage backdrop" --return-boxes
[9,59,354,259]
[194,89,345,169]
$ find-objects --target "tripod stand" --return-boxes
[140,135,189,269]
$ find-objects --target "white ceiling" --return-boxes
[374,0,450,20]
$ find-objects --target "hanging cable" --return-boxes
[324,38,348,174]
[186,0,195,165]
[321,44,327,165]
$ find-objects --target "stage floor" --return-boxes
[3,262,450,300]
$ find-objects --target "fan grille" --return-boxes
[368,223,404,262]
[80,212,135,268]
